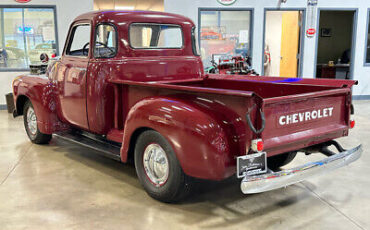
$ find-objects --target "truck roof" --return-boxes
[74,10,195,26]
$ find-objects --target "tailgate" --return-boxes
[261,88,351,156]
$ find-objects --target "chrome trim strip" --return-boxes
[241,144,362,194]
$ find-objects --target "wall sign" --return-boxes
[17,26,34,35]
[217,0,237,6]
[15,0,31,3]
[306,28,316,37]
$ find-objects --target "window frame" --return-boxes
[93,22,118,59]
[191,27,200,56]
[0,5,59,72]
[128,23,185,50]
[64,22,91,59]
[364,8,370,66]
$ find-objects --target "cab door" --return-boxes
[87,23,118,134]
[58,23,91,129]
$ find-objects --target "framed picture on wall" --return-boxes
[321,28,332,37]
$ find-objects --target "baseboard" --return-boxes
[352,95,370,100]
[0,104,6,110]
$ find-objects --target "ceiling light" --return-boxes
[115,6,135,10]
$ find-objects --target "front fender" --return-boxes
[121,96,246,180]
[13,74,67,134]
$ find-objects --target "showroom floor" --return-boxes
[0,101,369,230]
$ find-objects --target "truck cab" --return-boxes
[50,11,203,134]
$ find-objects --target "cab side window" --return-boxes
[94,24,117,58]
[66,24,91,57]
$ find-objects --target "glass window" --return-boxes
[191,27,200,56]
[366,11,370,64]
[24,8,57,65]
[94,24,117,58]
[66,24,91,57]
[0,10,2,49]
[129,24,183,49]
[0,10,7,68]
[199,10,251,69]
[0,7,58,70]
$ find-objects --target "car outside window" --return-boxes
[94,24,117,58]
[66,24,91,57]
[129,23,183,49]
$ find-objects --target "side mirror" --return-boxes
[40,53,49,63]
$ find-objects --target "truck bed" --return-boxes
[165,77,352,99]
[109,76,355,157]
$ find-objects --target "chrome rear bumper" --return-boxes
[241,144,362,194]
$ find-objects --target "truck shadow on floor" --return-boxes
[50,137,256,199]
[48,137,327,228]
[43,135,361,229]
[50,137,314,197]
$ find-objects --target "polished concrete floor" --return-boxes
[0,101,369,230]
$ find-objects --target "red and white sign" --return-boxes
[15,0,31,3]
[306,28,316,37]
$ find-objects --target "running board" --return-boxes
[53,132,122,161]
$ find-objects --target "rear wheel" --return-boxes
[23,100,52,144]
[267,151,297,170]
[134,130,192,203]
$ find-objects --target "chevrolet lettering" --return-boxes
[279,107,334,126]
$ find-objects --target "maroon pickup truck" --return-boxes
[12,11,362,202]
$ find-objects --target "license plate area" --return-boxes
[237,152,267,178]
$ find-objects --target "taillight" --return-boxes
[350,120,355,129]
[350,115,355,129]
[350,120,355,128]
[51,53,56,58]
[251,139,264,152]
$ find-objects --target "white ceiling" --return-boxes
[94,0,164,11]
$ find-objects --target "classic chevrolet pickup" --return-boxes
[12,11,362,202]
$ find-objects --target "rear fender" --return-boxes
[121,96,246,180]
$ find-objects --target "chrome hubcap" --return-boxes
[143,143,169,187]
[26,107,37,136]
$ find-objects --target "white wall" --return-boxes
[0,0,93,105]
[164,0,370,97]
[265,11,283,76]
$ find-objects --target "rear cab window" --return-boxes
[129,23,183,49]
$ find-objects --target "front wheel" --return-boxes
[23,100,52,144]
[134,130,192,203]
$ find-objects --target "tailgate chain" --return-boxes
[246,105,265,134]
